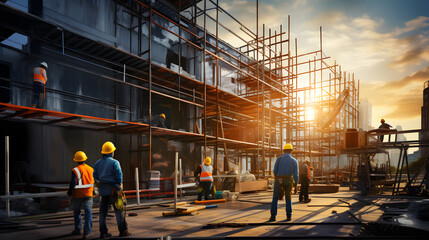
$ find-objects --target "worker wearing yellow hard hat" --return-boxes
[150,113,167,128]
[93,142,131,238]
[269,143,299,222]
[67,151,94,238]
[195,156,214,201]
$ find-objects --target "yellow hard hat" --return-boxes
[283,143,293,150]
[101,141,116,154]
[160,113,166,119]
[380,119,385,123]
[73,151,87,162]
[204,156,211,165]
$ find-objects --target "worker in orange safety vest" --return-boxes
[32,62,48,108]
[67,151,94,239]
[194,156,213,201]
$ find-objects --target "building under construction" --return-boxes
[0,1,428,239]
[0,0,359,191]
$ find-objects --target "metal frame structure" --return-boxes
[0,0,360,197]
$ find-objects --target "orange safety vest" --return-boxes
[33,67,47,85]
[72,164,94,198]
[307,165,311,180]
[199,164,213,182]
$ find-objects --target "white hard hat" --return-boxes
[40,62,48,69]
[304,156,310,163]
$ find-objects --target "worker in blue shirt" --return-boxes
[93,141,130,239]
[269,143,299,222]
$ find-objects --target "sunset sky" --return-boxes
[213,0,429,133]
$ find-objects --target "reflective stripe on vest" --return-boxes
[73,167,94,189]
[33,67,46,84]
[200,164,213,182]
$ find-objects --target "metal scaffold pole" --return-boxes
[5,136,10,218]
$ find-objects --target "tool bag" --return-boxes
[115,189,127,211]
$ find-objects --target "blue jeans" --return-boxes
[72,197,93,235]
[99,193,128,235]
[271,179,293,218]
[32,82,45,108]
[198,181,212,201]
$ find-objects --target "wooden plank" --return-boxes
[234,180,267,192]
[162,205,206,216]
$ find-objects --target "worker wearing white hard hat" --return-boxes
[32,62,48,108]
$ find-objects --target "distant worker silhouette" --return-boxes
[378,119,392,142]
[151,113,166,128]
[32,62,48,108]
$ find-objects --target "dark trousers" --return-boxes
[271,179,293,218]
[299,178,309,201]
[198,181,212,201]
[72,197,93,235]
[99,194,128,235]
[32,82,45,108]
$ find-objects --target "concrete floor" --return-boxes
[0,188,427,239]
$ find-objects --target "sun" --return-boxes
[305,107,315,121]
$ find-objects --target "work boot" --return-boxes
[70,230,81,236]
[99,232,112,239]
[119,230,131,237]
[286,216,291,221]
[303,198,311,203]
[267,216,276,222]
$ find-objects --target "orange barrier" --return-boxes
[194,199,226,204]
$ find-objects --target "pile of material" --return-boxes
[161,200,223,216]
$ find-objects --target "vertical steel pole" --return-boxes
[238,154,241,194]
[149,1,152,171]
[123,64,126,82]
[135,168,140,205]
[174,152,178,212]
[5,136,10,218]
[62,29,64,55]
[179,158,182,200]
[203,0,207,157]
[256,0,260,179]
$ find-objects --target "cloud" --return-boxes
[384,65,429,90]
[362,81,422,120]
[389,46,429,68]
[303,11,347,28]
[384,90,422,119]
[395,16,429,35]
[351,14,383,31]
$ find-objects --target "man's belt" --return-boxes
[275,176,293,179]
